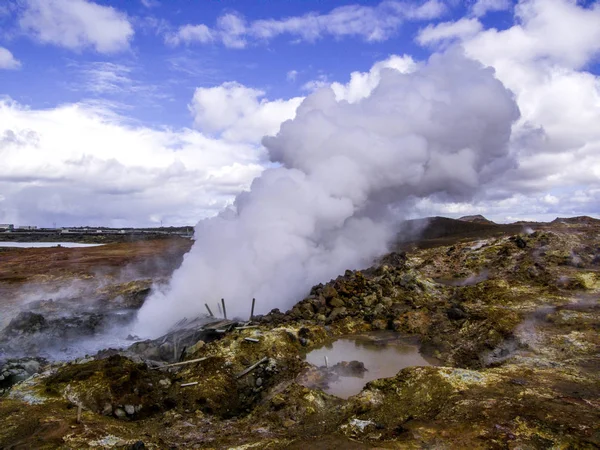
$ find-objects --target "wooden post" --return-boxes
[154,356,209,369]
[236,357,268,379]
[324,356,329,368]
[250,298,256,321]
[205,303,214,317]
[76,404,82,424]
[221,298,227,320]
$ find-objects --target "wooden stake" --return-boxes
[76,404,82,424]
[244,337,259,343]
[236,356,268,379]
[178,346,187,362]
[324,356,329,368]
[205,303,214,317]
[153,356,209,369]
[181,382,199,387]
[250,298,256,321]
[221,298,227,320]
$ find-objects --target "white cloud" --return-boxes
[286,70,298,82]
[414,0,600,220]
[189,82,303,143]
[74,62,134,94]
[0,47,21,70]
[140,0,160,8]
[417,18,483,45]
[165,24,213,46]
[301,74,330,92]
[19,0,134,53]
[471,0,512,17]
[331,54,417,102]
[466,0,600,69]
[166,0,447,48]
[69,61,170,107]
[0,99,264,227]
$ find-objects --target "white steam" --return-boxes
[135,51,520,336]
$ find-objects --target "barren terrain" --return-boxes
[0,217,598,449]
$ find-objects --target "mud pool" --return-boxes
[303,333,437,398]
[0,242,105,248]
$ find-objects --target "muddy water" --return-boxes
[303,333,437,398]
[0,242,104,248]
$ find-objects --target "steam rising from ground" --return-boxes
[135,51,520,336]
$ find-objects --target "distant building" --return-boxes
[17,226,38,230]
[0,224,14,231]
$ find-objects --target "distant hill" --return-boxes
[551,216,600,226]
[458,215,496,225]
[398,216,524,249]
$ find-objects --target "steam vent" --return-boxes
[2,0,600,447]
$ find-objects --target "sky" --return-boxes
[0,0,599,227]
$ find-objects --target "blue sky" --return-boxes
[0,0,520,127]
[0,0,599,227]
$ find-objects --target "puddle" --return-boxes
[0,242,104,248]
[301,332,437,399]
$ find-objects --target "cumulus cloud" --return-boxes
[189,82,303,143]
[18,0,134,53]
[417,18,483,45]
[0,99,265,227]
[166,0,447,48]
[0,47,21,69]
[471,0,512,17]
[414,0,600,222]
[135,51,520,335]
[330,54,417,102]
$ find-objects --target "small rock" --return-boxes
[329,297,345,308]
[283,419,296,428]
[271,395,286,409]
[159,379,171,387]
[447,306,467,320]
[124,404,135,415]
[322,285,338,300]
[328,307,347,322]
[256,377,263,387]
[114,408,127,419]
[371,319,387,330]
[514,236,527,248]
[130,441,146,450]
[102,403,113,416]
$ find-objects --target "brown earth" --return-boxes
[0,217,599,449]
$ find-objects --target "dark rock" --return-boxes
[130,442,146,450]
[514,236,527,248]
[331,360,367,377]
[327,307,347,322]
[329,297,345,308]
[5,312,47,335]
[322,285,338,300]
[447,306,467,320]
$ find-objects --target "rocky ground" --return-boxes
[0,218,598,449]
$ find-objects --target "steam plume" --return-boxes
[135,51,519,336]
